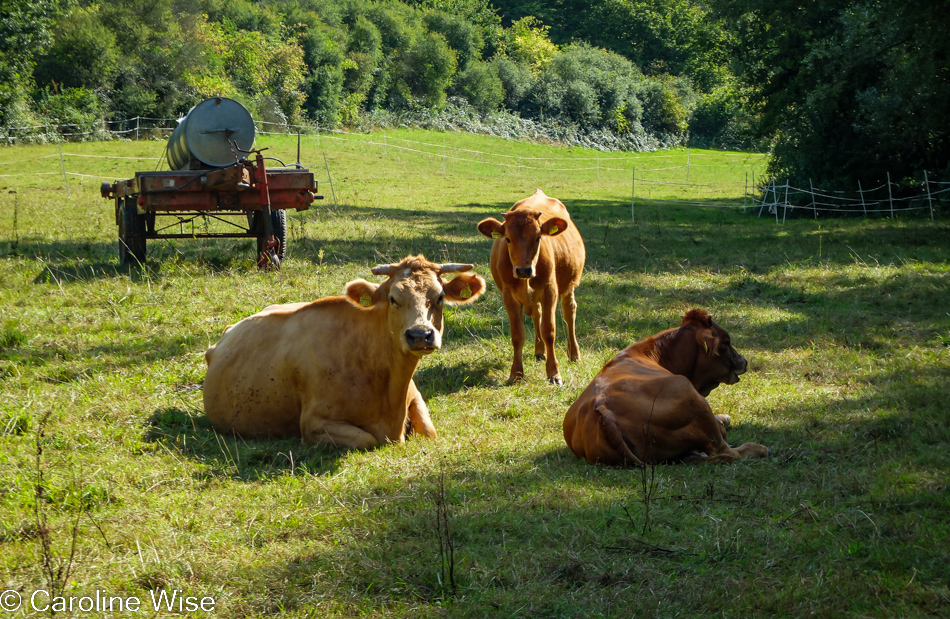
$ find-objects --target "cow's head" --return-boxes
[343,255,485,356]
[681,309,748,396]
[477,191,568,280]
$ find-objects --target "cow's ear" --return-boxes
[477,218,504,239]
[443,273,486,304]
[700,332,721,357]
[541,217,568,237]
[344,279,381,309]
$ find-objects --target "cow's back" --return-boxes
[204,298,385,438]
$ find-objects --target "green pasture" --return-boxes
[0,130,948,617]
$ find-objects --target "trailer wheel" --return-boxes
[255,208,287,267]
[118,198,147,266]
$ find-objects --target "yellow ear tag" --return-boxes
[459,285,472,299]
[548,225,559,235]
[703,341,709,354]
[491,231,502,238]
[360,294,372,307]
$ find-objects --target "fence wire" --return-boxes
[0,118,942,221]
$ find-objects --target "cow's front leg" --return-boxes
[531,301,545,360]
[406,380,437,438]
[539,290,561,385]
[561,289,581,362]
[502,289,526,384]
[300,414,379,450]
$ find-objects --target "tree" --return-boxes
[716,0,950,187]
[0,0,71,125]
[491,0,733,90]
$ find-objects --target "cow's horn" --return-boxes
[371,264,396,276]
[437,263,474,274]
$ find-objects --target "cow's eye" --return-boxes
[389,296,399,307]
[505,238,511,244]
[437,292,445,306]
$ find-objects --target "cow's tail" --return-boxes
[594,397,646,468]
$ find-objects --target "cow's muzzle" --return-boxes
[514,266,534,279]
[725,355,748,385]
[405,327,438,353]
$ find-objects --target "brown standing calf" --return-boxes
[563,309,772,465]
[477,189,585,385]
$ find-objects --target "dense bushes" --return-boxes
[3,0,722,150]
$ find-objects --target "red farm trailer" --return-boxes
[100,97,322,269]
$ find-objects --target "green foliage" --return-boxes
[398,31,458,107]
[716,0,950,187]
[31,86,104,133]
[688,82,758,149]
[638,77,689,136]
[450,60,504,112]
[490,55,534,111]
[32,5,119,92]
[423,10,484,69]
[0,0,71,124]
[527,44,643,132]
[493,0,733,91]
[504,15,558,74]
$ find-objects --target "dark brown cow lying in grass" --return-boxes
[204,255,485,449]
[563,309,772,465]
[477,189,585,385]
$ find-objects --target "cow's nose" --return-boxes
[736,356,748,374]
[515,267,534,279]
[405,327,436,349]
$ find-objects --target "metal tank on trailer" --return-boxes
[100,97,323,269]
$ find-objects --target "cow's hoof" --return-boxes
[548,376,563,386]
[535,354,546,361]
[506,375,525,386]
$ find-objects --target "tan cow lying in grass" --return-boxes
[204,255,485,449]
[563,309,772,465]
[477,189,586,385]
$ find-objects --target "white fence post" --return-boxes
[57,136,70,200]
[858,180,867,216]
[809,179,817,219]
[323,152,338,209]
[887,172,894,218]
[631,167,636,223]
[924,170,934,221]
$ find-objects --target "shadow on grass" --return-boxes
[143,407,349,481]
[246,385,950,614]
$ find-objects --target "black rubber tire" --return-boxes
[255,208,287,263]
[118,198,147,266]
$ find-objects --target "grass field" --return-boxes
[1,129,948,617]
